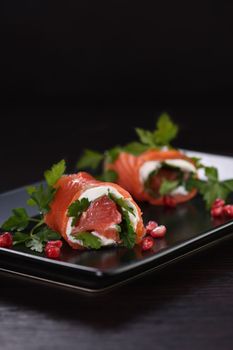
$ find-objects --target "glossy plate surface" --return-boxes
[0,151,233,292]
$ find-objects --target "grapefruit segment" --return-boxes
[73,195,121,241]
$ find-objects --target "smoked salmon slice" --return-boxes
[107,149,197,206]
[45,172,145,249]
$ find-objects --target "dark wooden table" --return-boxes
[0,107,233,350]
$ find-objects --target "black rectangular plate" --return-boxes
[0,152,233,293]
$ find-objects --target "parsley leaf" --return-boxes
[135,128,155,147]
[205,167,218,181]
[27,160,66,214]
[120,210,136,249]
[153,113,179,146]
[124,142,148,156]
[77,149,104,170]
[108,192,135,216]
[35,227,61,242]
[159,179,180,196]
[202,182,229,209]
[2,160,65,254]
[108,192,136,248]
[68,198,91,226]
[44,159,66,187]
[1,208,29,231]
[101,170,118,182]
[26,184,56,214]
[187,167,233,209]
[13,232,31,245]
[25,238,44,253]
[105,147,122,163]
[13,224,60,251]
[135,113,179,149]
[72,232,102,249]
[190,157,204,169]
[222,180,233,191]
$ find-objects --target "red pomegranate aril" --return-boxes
[45,246,61,259]
[141,236,154,251]
[146,221,158,234]
[212,198,225,209]
[0,232,13,248]
[163,196,177,208]
[223,205,233,218]
[211,206,224,218]
[46,240,63,249]
[150,225,167,238]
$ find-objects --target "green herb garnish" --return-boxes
[108,192,136,248]
[44,159,66,187]
[76,113,179,180]
[68,198,91,226]
[25,237,44,253]
[72,232,102,249]
[153,113,179,147]
[123,142,149,156]
[26,159,66,214]
[108,193,135,216]
[99,170,118,182]
[1,160,65,253]
[77,149,104,170]
[159,179,180,196]
[190,157,203,169]
[26,184,56,214]
[1,208,30,232]
[187,166,233,209]
[120,210,137,249]
[105,147,122,163]
[35,227,61,242]
[135,113,178,148]
[23,227,60,253]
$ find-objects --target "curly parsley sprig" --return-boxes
[187,166,233,209]
[1,160,66,252]
[76,113,178,181]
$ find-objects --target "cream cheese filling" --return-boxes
[139,159,196,197]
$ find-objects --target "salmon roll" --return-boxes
[45,172,145,249]
[107,149,198,206]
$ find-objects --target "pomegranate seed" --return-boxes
[223,205,233,218]
[146,221,158,234]
[45,246,61,259]
[141,236,154,251]
[211,206,224,218]
[212,198,225,209]
[0,232,13,248]
[150,225,167,238]
[46,240,63,249]
[163,196,177,208]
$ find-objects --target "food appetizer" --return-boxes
[77,113,233,211]
[107,149,197,206]
[45,171,145,249]
[1,160,166,258]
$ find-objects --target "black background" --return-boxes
[1,1,233,187]
[1,0,233,105]
[1,1,233,192]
